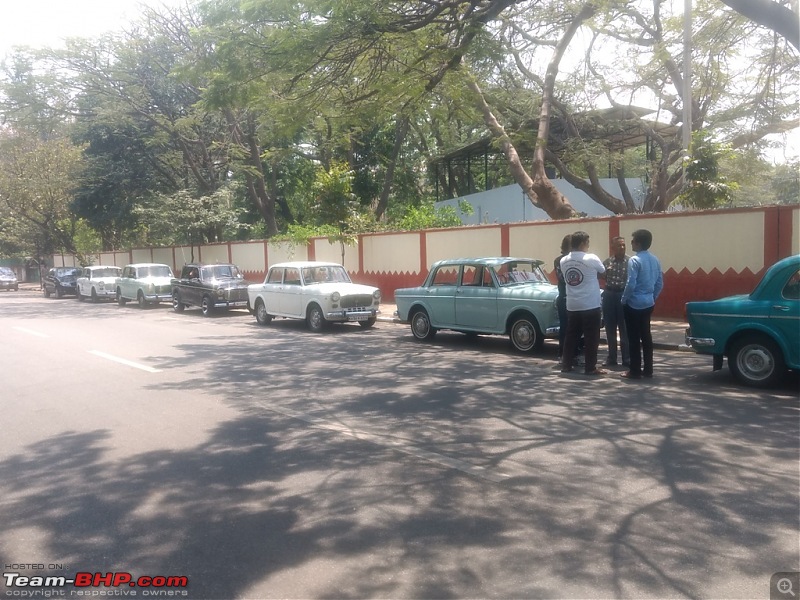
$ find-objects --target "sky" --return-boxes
[0,0,184,58]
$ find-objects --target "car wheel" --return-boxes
[306,304,327,332]
[172,292,185,313]
[137,290,148,308]
[410,308,436,341]
[509,315,541,352]
[91,288,99,303]
[254,299,272,325]
[729,334,785,388]
[117,288,127,306]
[201,295,214,317]
[76,290,84,301]
[359,317,376,329]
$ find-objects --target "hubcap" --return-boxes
[513,321,534,349]
[737,344,774,380]
[412,314,429,337]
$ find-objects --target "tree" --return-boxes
[718,0,799,50]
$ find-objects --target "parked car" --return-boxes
[685,254,799,388]
[0,267,18,291]
[116,263,174,308]
[247,261,381,332]
[394,257,560,352]
[76,265,122,302]
[172,263,252,316]
[43,267,81,298]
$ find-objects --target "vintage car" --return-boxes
[116,263,175,308]
[0,267,18,291]
[394,257,560,352]
[685,254,800,388]
[76,265,122,302]
[172,262,252,316]
[247,261,381,332]
[43,267,81,298]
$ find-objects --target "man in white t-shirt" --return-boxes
[560,231,606,375]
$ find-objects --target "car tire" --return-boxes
[729,334,785,388]
[76,290,84,301]
[359,317,376,329]
[172,292,185,313]
[410,308,436,341]
[509,315,542,352]
[91,288,99,303]
[254,299,272,325]
[137,290,148,308]
[201,295,214,317]
[117,288,127,306]
[307,304,327,332]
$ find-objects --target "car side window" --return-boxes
[267,269,283,284]
[431,266,458,286]
[284,268,301,285]
[782,269,800,300]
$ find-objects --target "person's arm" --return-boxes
[621,257,639,305]
[653,258,664,300]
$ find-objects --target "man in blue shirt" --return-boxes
[620,229,664,379]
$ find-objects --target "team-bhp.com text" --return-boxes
[3,572,189,597]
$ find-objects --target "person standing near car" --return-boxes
[621,229,663,379]
[560,231,606,376]
[553,234,571,362]
[601,236,630,367]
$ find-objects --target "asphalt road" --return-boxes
[1,289,798,599]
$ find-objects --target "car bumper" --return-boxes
[95,289,117,298]
[0,282,18,290]
[214,300,249,309]
[325,308,378,322]
[145,293,173,302]
[685,328,716,349]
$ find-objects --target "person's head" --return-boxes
[570,231,590,251]
[610,236,626,258]
[560,234,571,254]
[631,229,653,251]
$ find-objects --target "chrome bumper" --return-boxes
[325,308,378,322]
[685,327,716,348]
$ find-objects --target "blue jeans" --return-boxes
[602,289,629,364]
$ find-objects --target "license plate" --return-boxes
[348,314,369,321]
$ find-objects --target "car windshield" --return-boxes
[0,267,14,276]
[494,261,548,286]
[139,266,172,278]
[56,268,80,277]
[301,265,351,284]
[202,265,241,279]
[93,267,121,278]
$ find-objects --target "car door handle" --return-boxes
[772,305,790,311]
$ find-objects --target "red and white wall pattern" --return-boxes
[52,205,799,319]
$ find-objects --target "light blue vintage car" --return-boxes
[685,254,800,387]
[394,257,560,352]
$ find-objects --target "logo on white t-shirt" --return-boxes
[565,267,584,286]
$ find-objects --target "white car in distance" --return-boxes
[247,261,381,332]
[76,266,122,302]
[116,263,175,308]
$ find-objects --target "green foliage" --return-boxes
[390,200,466,230]
[678,130,739,209]
[771,162,800,205]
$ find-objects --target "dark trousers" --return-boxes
[624,305,654,375]
[602,289,629,364]
[556,296,567,357]
[562,308,602,372]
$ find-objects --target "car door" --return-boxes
[261,268,285,315]
[185,267,202,306]
[279,267,304,317]
[119,267,136,298]
[455,265,499,330]
[425,265,459,326]
[771,267,800,366]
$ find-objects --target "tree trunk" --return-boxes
[719,0,799,50]
[375,115,409,220]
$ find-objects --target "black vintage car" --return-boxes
[171,263,252,316]
[43,267,81,298]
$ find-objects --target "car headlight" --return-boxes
[331,292,341,302]
[373,290,381,300]
[216,288,225,297]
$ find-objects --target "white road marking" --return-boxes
[13,326,48,338]
[264,405,510,484]
[88,350,161,373]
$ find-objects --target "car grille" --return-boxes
[229,288,248,301]
[156,284,172,294]
[341,294,374,308]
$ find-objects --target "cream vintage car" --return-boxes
[76,265,122,302]
[247,261,381,332]
[116,263,174,308]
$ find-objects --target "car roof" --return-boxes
[183,262,236,267]
[123,263,171,268]
[86,265,121,270]
[429,257,545,268]
[269,261,343,269]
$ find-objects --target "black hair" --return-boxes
[560,234,571,254]
[570,231,590,250]
[632,229,653,250]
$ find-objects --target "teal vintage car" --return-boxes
[685,254,800,387]
[394,257,560,352]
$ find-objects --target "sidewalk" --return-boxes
[377,303,691,352]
